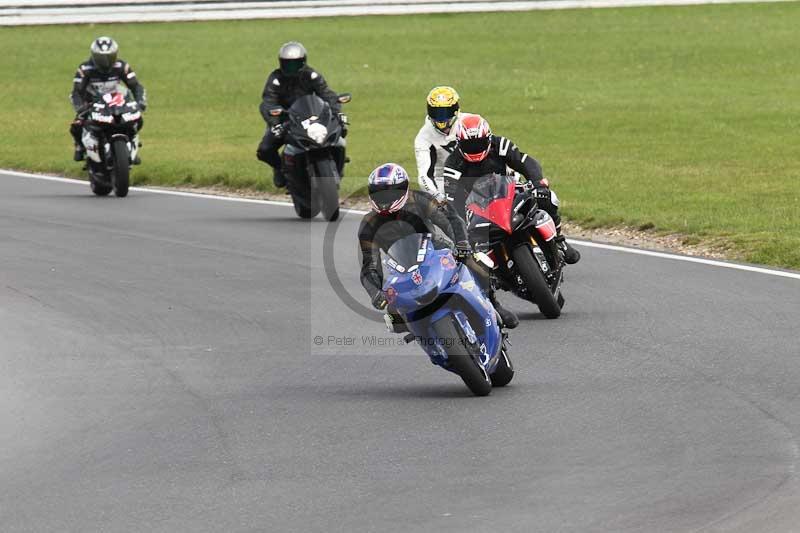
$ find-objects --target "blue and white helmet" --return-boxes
[368,163,410,214]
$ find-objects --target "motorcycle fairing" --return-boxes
[381,235,502,374]
[467,180,516,234]
[533,210,557,242]
[286,94,342,150]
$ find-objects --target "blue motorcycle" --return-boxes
[381,233,514,396]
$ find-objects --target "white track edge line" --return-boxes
[3,168,799,280]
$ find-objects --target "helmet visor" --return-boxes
[427,105,458,123]
[427,104,458,130]
[369,183,408,212]
[280,57,305,75]
[459,136,490,156]
[92,50,117,72]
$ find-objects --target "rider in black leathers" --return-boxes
[257,41,344,188]
[442,113,580,264]
[70,36,147,162]
[359,163,518,329]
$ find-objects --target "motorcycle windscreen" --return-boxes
[288,94,333,125]
[466,174,516,234]
[383,233,429,274]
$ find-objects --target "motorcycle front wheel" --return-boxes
[311,157,340,222]
[112,138,130,198]
[433,316,492,397]
[512,244,561,319]
[490,347,514,387]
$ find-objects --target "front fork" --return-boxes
[82,130,140,166]
[492,227,562,291]
[529,209,562,273]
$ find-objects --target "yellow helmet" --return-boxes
[426,86,460,132]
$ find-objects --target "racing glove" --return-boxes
[371,291,388,310]
[75,102,93,117]
[454,240,473,261]
[270,122,287,138]
[521,177,549,192]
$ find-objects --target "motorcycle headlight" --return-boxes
[307,123,328,145]
[415,287,438,306]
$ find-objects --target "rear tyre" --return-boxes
[311,158,340,221]
[433,317,492,397]
[112,139,130,198]
[490,348,514,387]
[288,166,320,219]
[292,198,319,219]
[90,175,112,196]
[512,244,561,319]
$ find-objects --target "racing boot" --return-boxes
[73,144,85,162]
[489,289,518,329]
[384,312,409,333]
[464,253,519,329]
[272,165,287,188]
[132,136,142,165]
[555,234,581,265]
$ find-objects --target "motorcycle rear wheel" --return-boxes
[289,182,320,219]
[433,317,492,397]
[292,196,320,219]
[90,175,112,196]
[512,244,561,319]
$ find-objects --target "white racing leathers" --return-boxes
[414,114,522,199]
[413,117,459,201]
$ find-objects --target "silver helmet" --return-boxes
[91,36,118,72]
[278,41,307,76]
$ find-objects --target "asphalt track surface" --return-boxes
[1,171,799,532]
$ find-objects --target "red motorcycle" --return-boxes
[466,173,565,318]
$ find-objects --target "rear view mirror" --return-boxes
[337,93,352,104]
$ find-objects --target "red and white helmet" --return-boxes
[454,113,492,163]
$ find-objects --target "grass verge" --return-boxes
[1,3,798,268]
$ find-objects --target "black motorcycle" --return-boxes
[466,174,565,318]
[81,84,142,197]
[267,93,351,221]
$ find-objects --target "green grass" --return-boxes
[1,4,799,268]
